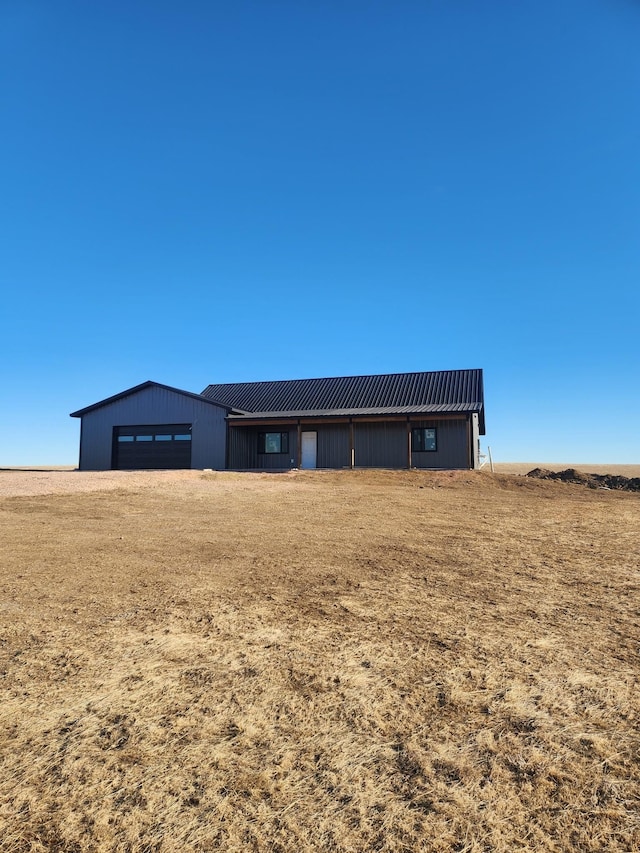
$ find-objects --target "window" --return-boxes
[258,431,289,454]
[174,434,192,441]
[136,435,153,442]
[412,427,437,452]
[117,435,134,442]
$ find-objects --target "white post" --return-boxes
[488,445,494,473]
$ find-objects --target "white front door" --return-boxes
[301,431,317,469]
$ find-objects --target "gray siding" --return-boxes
[229,419,470,470]
[411,419,468,469]
[227,427,252,469]
[354,422,407,468]
[227,427,297,470]
[316,424,351,468]
[78,385,227,470]
[228,423,351,469]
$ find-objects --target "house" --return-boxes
[70,369,485,471]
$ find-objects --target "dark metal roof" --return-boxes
[70,381,239,418]
[203,369,485,433]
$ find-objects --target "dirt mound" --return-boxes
[527,467,640,491]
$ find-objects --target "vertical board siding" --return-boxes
[79,386,227,470]
[228,427,297,469]
[354,422,407,468]
[228,423,350,469]
[227,428,252,469]
[229,419,470,470]
[316,424,351,468]
[411,419,468,469]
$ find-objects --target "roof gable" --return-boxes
[70,381,236,418]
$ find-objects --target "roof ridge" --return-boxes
[203,367,482,390]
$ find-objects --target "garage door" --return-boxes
[113,424,192,470]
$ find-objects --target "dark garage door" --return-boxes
[113,424,192,470]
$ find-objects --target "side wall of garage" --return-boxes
[78,386,228,470]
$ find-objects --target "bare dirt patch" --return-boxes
[527,467,640,492]
[492,462,640,478]
[1,469,638,851]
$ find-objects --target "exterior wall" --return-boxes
[228,418,473,470]
[316,424,351,468]
[411,418,469,469]
[354,422,407,468]
[78,385,228,470]
[227,427,252,469]
[228,423,353,469]
[227,426,297,470]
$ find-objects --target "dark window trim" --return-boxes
[411,427,437,452]
[258,431,290,454]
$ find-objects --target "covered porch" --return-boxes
[226,414,474,470]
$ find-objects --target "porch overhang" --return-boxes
[226,411,475,427]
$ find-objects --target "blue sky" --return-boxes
[2,0,639,465]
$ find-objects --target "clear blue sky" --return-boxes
[2,1,638,465]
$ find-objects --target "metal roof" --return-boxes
[203,369,485,433]
[70,381,239,418]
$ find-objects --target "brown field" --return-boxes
[1,469,639,852]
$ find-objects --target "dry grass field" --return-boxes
[1,468,639,852]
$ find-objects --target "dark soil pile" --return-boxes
[527,467,640,492]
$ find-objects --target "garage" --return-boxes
[112,424,192,470]
[71,381,231,470]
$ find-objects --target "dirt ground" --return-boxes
[2,463,639,498]
[1,468,639,852]
[491,462,640,478]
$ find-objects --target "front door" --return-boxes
[301,431,317,469]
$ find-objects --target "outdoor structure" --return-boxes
[70,369,485,471]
